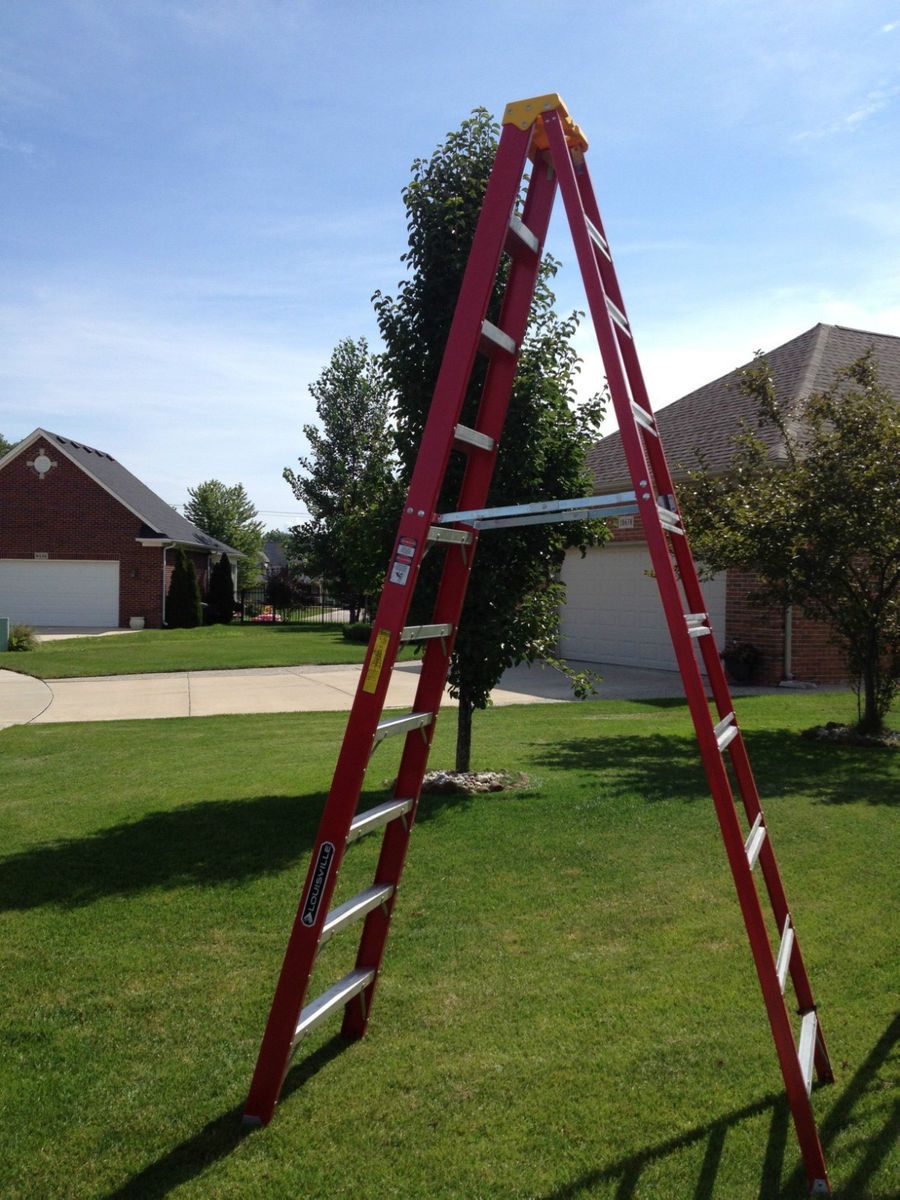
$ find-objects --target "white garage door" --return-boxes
[559,544,725,671]
[0,560,120,627]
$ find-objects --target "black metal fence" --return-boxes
[237,588,371,626]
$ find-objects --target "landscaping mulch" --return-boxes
[420,769,531,794]
[801,721,899,749]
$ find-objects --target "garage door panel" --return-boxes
[560,544,725,671]
[0,561,119,626]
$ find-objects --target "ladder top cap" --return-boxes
[502,93,589,154]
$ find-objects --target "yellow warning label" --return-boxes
[362,628,391,694]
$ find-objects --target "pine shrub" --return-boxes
[166,548,202,628]
[207,553,234,624]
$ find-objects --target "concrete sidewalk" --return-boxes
[0,658,789,730]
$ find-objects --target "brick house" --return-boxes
[0,428,240,629]
[561,323,900,684]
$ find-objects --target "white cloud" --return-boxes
[0,131,34,156]
[0,288,331,516]
[794,83,900,139]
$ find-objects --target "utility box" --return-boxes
[0,617,8,653]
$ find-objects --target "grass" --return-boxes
[0,691,896,1199]
[0,623,414,679]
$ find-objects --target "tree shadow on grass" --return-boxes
[104,1018,899,1200]
[0,787,470,912]
[528,729,898,807]
[538,1014,899,1200]
[103,1035,349,1200]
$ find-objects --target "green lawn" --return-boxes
[0,624,413,679]
[0,692,896,1199]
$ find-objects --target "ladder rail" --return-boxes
[572,117,833,1095]
[243,120,538,1127]
[342,138,560,1039]
[544,109,832,1194]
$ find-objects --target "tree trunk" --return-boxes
[859,657,883,734]
[455,686,474,773]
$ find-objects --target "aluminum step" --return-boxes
[453,423,495,452]
[479,319,517,358]
[656,503,684,535]
[292,968,375,1047]
[744,812,767,870]
[714,711,739,752]
[320,884,394,945]
[685,612,711,638]
[399,623,452,644]
[347,797,413,844]
[606,295,631,338]
[585,215,611,261]
[505,214,539,258]
[776,915,794,994]
[373,711,433,747]
[631,400,657,435]
[798,1010,818,1095]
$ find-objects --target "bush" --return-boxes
[7,624,38,652]
[207,553,234,624]
[166,548,203,628]
[342,622,372,644]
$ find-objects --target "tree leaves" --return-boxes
[680,352,900,731]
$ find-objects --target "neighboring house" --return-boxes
[0,428,241,629]
[561,323,900,684]
[259,537,288,578]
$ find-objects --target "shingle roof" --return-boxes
[587,323,900,491]
[15,429,241,556]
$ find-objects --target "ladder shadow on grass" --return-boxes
[103,1035,350,1200]
[537,1014,899,1200]
[528,729,898,807]
[0,787,469,911]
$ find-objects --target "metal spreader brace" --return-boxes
[242,93,834,1197]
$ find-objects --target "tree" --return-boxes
[374,109,607,770]
[0,434,15,457]
[679,351,900,734]
[284,337,400,624]
[166,548,202,628]
[207,553,235,624]
[184,480,264,590]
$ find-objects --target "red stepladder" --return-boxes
[243,94,833,1197]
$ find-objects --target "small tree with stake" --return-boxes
[680,351,900,735]
[375,109,607,771]
[166,548,203,629]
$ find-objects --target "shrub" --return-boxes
[7,623,38,652]
[342,622,372,644]
[166,548,203,628]
[207,553,234,624]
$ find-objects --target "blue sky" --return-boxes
[2,1,898,528]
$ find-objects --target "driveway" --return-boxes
[0,656,788,730]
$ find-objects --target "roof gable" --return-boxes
[587,323,900,490]
[0,428,241,556]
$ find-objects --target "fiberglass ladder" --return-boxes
[243,94,834,1197]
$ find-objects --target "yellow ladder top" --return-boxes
[502,93,589,153]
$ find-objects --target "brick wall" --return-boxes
[723,569,847,685]
[0,444,205,628]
